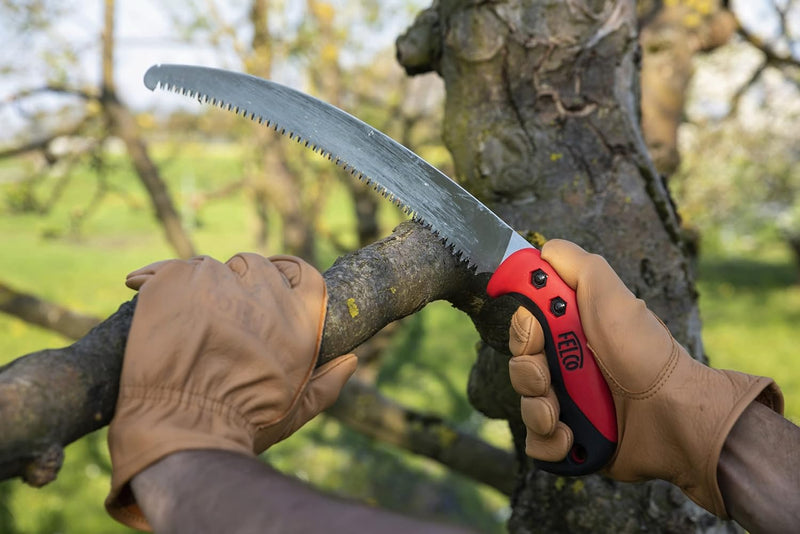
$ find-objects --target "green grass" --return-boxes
[1,147,799,532]
[696,249,800,422]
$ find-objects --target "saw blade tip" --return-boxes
[143,65,162,91]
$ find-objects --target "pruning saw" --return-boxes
[143,64,617,476]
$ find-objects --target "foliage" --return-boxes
[672,119,800,250]
[669,29,800,412]
[672,39,800,254]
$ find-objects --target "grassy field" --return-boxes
[696,243,800,420]
[0,146,798,532]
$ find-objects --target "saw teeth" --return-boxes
[407,218,474,269]
[151,79,358,186]
[150,78,476,262]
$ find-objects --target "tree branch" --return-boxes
[0,222,506,489]
[3,85,97,105]
[99,0,197,260]
[725,61,769,119]
[0,118,90,160]
[735,9,800,71]
[326,379,515,496]
[0,282,101,340]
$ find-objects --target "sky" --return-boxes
[0,0,224,140]
[0,0,797,145]
[0,0,422,143]
[733,0,800,58]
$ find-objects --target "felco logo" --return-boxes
[557,331,583,371]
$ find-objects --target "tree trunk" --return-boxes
[244,0,318,260]
[783,232,800,284]
[101,0,197,259]
[397,0,736,531]
[638,0,736,176]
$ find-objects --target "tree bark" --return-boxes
[397,0,736,531]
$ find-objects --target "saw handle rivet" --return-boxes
[550,297,567,317]
[531,269,548,289]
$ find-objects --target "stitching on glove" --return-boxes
[509,312,529,347]
[621,341,679,400]
[118,385,251,428]
[587,338,680,400]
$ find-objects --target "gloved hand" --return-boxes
[508,239,783,517]
[105,253,357,530]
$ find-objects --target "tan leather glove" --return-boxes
[105,253,357,530]
[508,239,783,518]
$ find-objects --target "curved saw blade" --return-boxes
[144,64,530,272]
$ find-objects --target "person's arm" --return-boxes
[718,401,800,533]
[506,239,787,527]
[131,450,474,534]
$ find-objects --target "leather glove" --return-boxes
[105,253,357,530]
[508,239,783,517]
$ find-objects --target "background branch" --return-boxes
[0,282,101,340]
[735,11,800,70]
[0,119,90,161]
[3,85,97,104]
[327,380,515,496]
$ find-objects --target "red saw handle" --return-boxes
[487,248,617,475]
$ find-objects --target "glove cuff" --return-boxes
[105,385,255,530]
[697,373,783,518]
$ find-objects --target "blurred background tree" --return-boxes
[671,1,800,270]
[1,0,799,532]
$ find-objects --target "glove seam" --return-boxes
[119,377,318,434]
[250,287,326,444]
[118,384,252,429]
[510,312,532,352]
[701,374,775,518]
[107,500,150,532]
[589,339,680,400]
[246,351,319,445]
[253,285,326,425]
